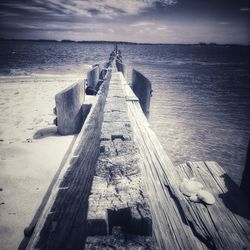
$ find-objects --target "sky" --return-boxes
[0,0,249,44]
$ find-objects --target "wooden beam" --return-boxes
[85,71,153,249]
[26,70,111,250]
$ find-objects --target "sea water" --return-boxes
[1,40,249,183]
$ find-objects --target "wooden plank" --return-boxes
[176,161,250,249]
[26,70,112,250]
[55,80,84,135]
[127,101,205,250]
[85,71,153,248]
[124,84,139,101]
[204,162,250,239]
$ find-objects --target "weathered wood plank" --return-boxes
[55,80,84,135]
[127,101,204,250]
[26,70,111,250]
[85,227,154,250]
[204,162,250,239]
[176,161,250,249]
[85,71,153,249]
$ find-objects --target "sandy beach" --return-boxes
[0,73,84,250]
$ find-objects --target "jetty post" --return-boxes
[87,65,99,89]
[132,69,152,119]
[54,80,84,135]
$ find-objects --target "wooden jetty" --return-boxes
[23,50,250,250]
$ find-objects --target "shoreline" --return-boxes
[1,38,249,47]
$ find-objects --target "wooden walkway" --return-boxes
[25,63,250,249]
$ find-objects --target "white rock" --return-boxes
[197,190,216,205]
[179,178,203,197]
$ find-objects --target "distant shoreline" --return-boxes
[0,38,249,47]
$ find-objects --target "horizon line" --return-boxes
[0,37,249,46]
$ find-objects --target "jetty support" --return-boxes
[132,69,152,119]
[55,80,84,135]
[87,65,99,90]
[116,52,126,77]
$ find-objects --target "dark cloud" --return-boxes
[0,0,249,44]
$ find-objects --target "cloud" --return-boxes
[0,0,178,19]
[131,22,155,27]
[157,26,169,30]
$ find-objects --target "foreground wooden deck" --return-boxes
[24,56,250,249]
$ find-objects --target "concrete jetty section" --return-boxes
[23,50,250,250]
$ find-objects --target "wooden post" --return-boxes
[240,139,250,196]
[87,65,99,89]
[116,55,126,77]
[109,51,116,62]
[115,44,118,55]
[116,59,124,75]
[55,80,84,135]
[132,69,152,119]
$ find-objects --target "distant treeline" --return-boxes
[0,38,248,47]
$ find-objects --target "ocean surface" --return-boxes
[1,40,250,184]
